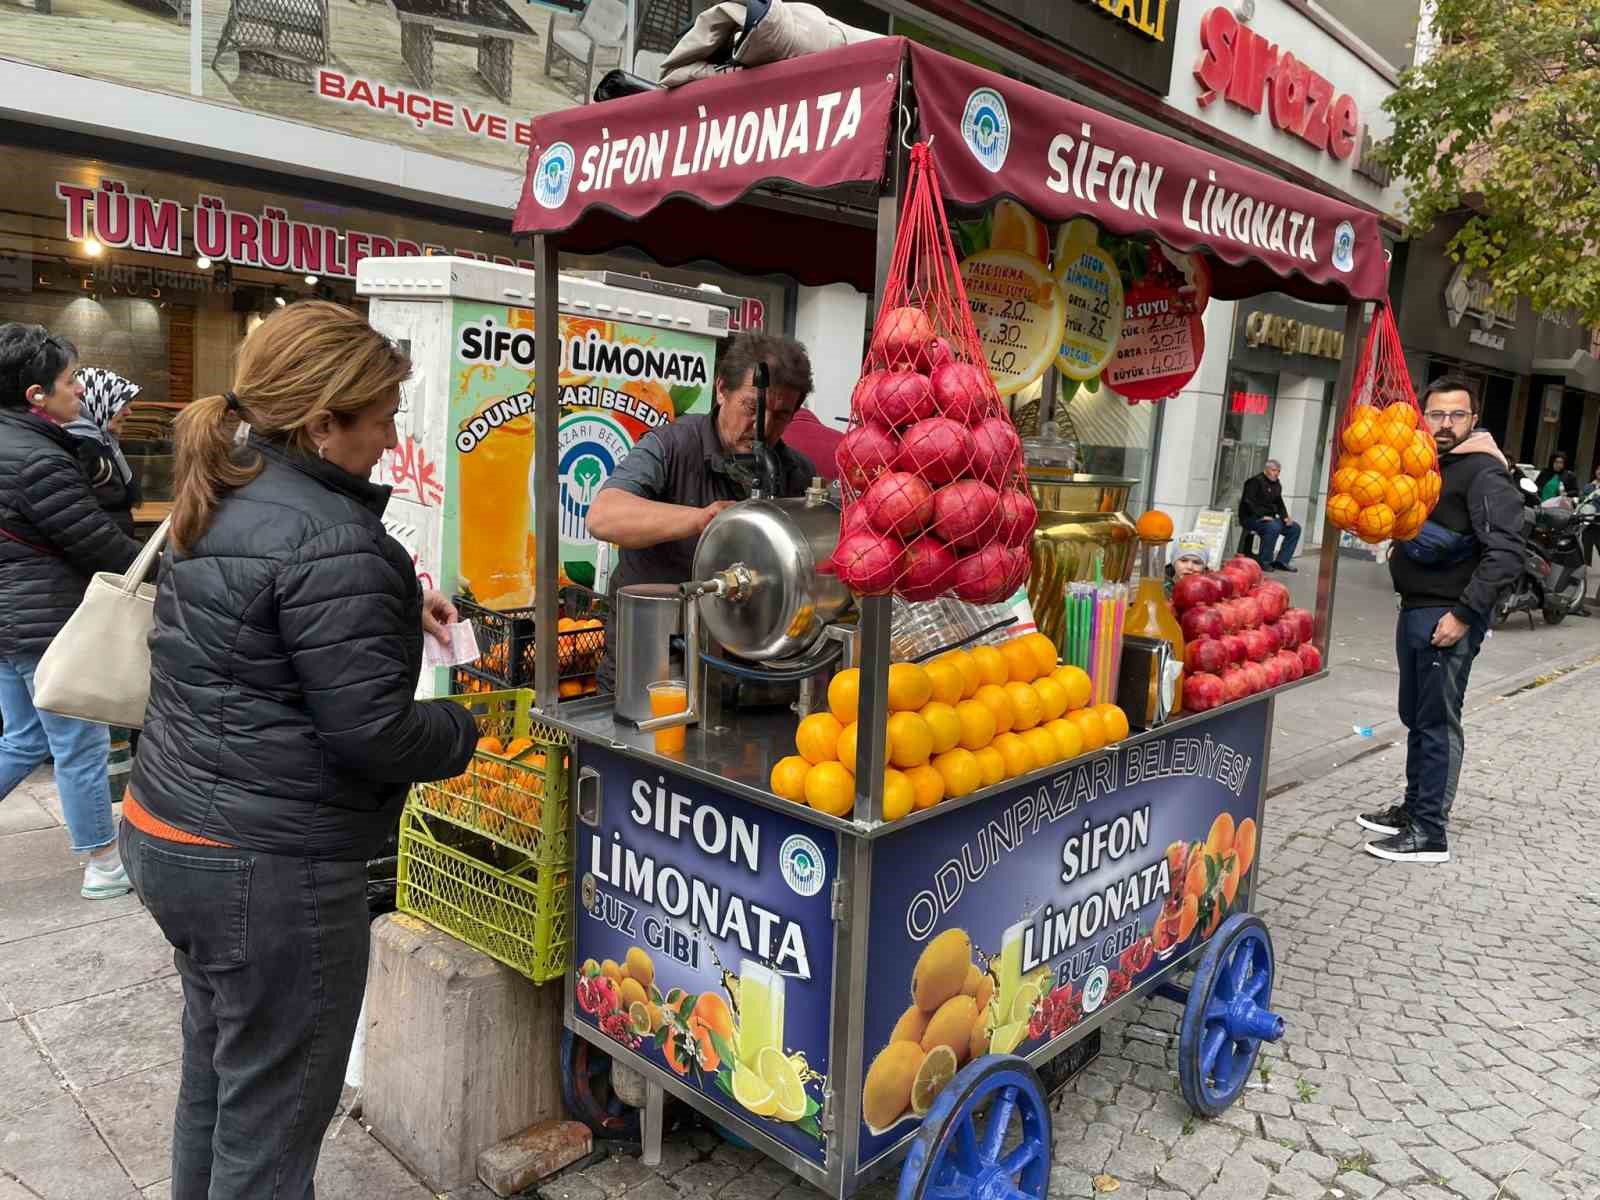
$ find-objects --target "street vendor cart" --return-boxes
[507,36,1387,1200]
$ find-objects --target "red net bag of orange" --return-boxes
[1324,304,1440,545]
[830,144,1035,603]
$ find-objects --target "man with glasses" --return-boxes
[1358,376,1523,864]
[1238,458,1300,572]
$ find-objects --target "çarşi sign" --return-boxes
[1193,6,1361,161]
[1243,310,1346,360]
[54,177,538,278]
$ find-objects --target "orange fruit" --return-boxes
[882,769,915,821]
[954,699,998,751]
[1185,853,1210,899]
[1326,493,1361,531]
[1382,403,1418,430]
[477,736,504,754]
[992,732,1032,779]
[1092,703,1130,742]
[1021,632,1059,677]
[1052,665,1093,711]
[770,755,810,802]
[887,663,933,712]
[828,668,860,725]
[1341,414,1379,454]
[1384,474,1418,515]
[1021,727,1058,771]
[803,761,854,816]
[1004,681,1044,731]
[1207,812,1236,859]
[919,702,962,755]
[932,748,981,799]
[973,745,1006,787]
[1234,817,1257,875]
[936,650,982,699]
[1381,419,1416,453]
[1401,430,1437,478]
[905,764,946,810]
[1000,639,1039,684]
[795,713,844,765]
[1392,504,1426,541]
[974,683,1015,735]
[693,992,735,1043]
[1067,707,1106,752]
[1043,717,1083,762]
[1331,466,1360,497]
[970,645,1009,688]
[887,711,934,768]
[1177,894,1199,940]
[1336,452,1359,472]
[1135,510,1174,541]
[1417,469,1441,507]
[924,659,964,706]
[1356,502,1396,543]
[1360,443,1402,477]
[836,722,859,773]
[1348,469,1387,507]
[1031,677,1069,722]
[1221,857,1241,906]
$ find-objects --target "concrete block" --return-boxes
[477,1120,591,1197]
[363,913,564,1193]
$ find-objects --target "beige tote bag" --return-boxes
[34,519,167,729]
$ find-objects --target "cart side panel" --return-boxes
[572,744,839,1168]
[855,700,1269,1170]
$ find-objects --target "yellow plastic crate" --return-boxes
[412,689,571,864]
[397,804,571,983]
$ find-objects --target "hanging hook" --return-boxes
[899,103,914,151]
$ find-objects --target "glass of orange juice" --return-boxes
[647,680,688,755]
[458,412,533,608]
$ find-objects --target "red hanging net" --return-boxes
[1324,304,1441,545]
[831,143,1035,603]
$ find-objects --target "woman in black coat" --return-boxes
[120,302,477,1199]
[0,324,144,898]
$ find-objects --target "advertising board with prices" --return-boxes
[573,748,839,1165]
[856,701,1267,1166]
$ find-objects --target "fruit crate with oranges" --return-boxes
[449,593,605,698]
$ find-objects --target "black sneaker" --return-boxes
[1356,804,1410,835]
[1365,828,1449,864]
[1273,562,1299,573]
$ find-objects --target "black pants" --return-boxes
[121,820,369,1200]
[1396,606,1486,844]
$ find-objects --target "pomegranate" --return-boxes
[1284,608,1315,644]
[1241,628,1274,662]
[898,417,975,487]
[1221,634,1248,665]
[914,336,954,374]
[1222,667,1251,703]
[1220,566,1254,602]
[840,503,872,539]
[1257,621,1282,654]
[996,489,1037,548]
[1274,649,1304,682]
[999,545,1031,595]
[953,543,1014,604]
[864,370,937,429]
[1260,655,1287,689]
[1185,672,1225,712]
[1184,637,1228,675]
[929,361,991,426]
[1241,661,1269,694]
[835,423,899,492]
[1212,571,1236,600]
[1179,606,1224,642]
[1226,555,1263,589]
[833,530,903,596]
[850,370,885,417]
[1172,573,1222,612]
[1253,579,1290,621]
[931,480,1001,549]
[1270,617,1301,652]
[1215,600,1240,634]
[872,306,936,367]
[1297,642,1323,674]
[899,536,958,601]
[862,471,933,539]
[970,417,1022,486]
[1236,596,1263,630]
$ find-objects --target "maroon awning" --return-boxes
[512,38,1388,304]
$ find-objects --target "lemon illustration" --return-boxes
[759,1047,808,1122]
[911,1045,958,1116]
[732,1061,778,1117]
[991,1020,1029,1055]
[1010,980,1042,1025]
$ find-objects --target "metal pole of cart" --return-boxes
[1314,301,1369,651]
[533,235,562,715]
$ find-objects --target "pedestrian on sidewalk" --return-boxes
[120,302,477,1200]
[0,324,144,899]
[66,366,143,537]
[1238,459,1300,572]
[1360,376,1523,863]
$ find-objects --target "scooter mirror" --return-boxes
[1518,474,1540,497]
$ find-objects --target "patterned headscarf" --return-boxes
[74,367,141,431]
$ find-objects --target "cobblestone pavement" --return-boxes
[539,664,1600,1200]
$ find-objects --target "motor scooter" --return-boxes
[1494,478,1596,628]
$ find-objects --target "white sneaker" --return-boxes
[82,860,133,899]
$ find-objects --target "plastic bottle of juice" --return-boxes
[1124,537,1186,715]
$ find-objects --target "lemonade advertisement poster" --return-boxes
[573,747,839,1164]
[445,301,715,605]
[856,702,1267,1165]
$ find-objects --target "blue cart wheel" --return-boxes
[561,1029,641,1139]
[1178,914,1286,1117]
[897,1055,1051,1200]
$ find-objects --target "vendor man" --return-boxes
[587,331,818,692]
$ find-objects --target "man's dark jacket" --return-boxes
[0,407,142,657]
[1389,433,1523,624]
[131,437,476,861]
[1239,472,1289,524]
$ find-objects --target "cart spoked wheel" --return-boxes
[1178,914,1286,1117]
[560,1030,641,1140]
[897,1055,1051,1200]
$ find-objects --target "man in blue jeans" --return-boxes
[1358,376,1523,863]
[1239,460,1301,572]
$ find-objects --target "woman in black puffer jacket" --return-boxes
[0,324,143,899]
[120,302,476,1200]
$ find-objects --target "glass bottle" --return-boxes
[1124,538,1186,715]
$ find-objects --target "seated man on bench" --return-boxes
[1239,459,1300,573]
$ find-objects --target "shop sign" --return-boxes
[730,296,767,333]
[1243,311,1345,360]
[1192,7,1361,161]
[1077,0,1172,41]
[1230,390,1270,415]
[1443,264,1517,332]
[54,178,536,279]
[1468,329,1507,352]
[960,0,1183,95]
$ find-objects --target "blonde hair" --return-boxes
[170,301,410,551]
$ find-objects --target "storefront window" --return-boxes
[1211,370,1278,511]
[1057,383,1158,510]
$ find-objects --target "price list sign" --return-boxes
[1054,246,1124,382]
[959,249,1066,397]
[1104,288,1202,402]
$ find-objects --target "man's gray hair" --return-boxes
[1265,459,1281,470]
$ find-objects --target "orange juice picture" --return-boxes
[458,411,534,608]
[647,680,688,754]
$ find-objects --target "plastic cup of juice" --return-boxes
[647,680,688,755]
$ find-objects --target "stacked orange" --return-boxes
[1324,403,1441,544]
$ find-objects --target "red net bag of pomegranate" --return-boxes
[1324,304,1441,545]
[831,143,1035,604]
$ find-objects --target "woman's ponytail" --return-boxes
[169,393,261,551]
